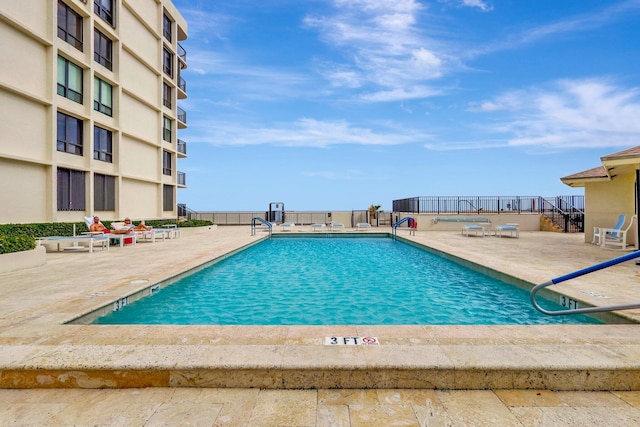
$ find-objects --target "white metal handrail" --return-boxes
[530,251,640,316]
[251,217,272,237]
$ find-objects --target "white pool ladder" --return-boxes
[251,217,272,238]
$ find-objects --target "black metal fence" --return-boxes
[393,195,585,232]
[393,195,583,214]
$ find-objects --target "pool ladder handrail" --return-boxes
[530,250,640,316]
[251,217,272,237]
[392,217,415,237]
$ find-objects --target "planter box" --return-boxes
[0,246,46,274]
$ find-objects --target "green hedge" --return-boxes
[0,219,212,254]
[0,235,36,255]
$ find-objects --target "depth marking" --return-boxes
[324,336,379,346]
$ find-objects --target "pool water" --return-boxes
[94,236,601,325]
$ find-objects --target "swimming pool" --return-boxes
[94,236,601,325]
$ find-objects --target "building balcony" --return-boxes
[178,76,187,99]
[177,139,187,158]
[177,171,186,187]
[178,25,187,42]
[177,106,187,129]
[178,43,187,69]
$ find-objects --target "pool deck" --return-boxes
[2,226,640,425]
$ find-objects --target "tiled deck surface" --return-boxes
[1,225,640,425]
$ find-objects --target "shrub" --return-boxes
[0,235,36,254]
[0,219,213,254]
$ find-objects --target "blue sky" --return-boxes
[172,0,640,212]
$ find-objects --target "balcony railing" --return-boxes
[177,171,186,186]
[177,106,186,124]
[177,139,187,155]
[178,43,186,62]
[179,76,186,93]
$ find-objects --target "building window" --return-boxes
[57,1,83,51]
[94,77,112,116]
[163,151,172,175]
[93,126,112,162]
[163,47,173,78]
[94,173,115,211]
[57,56,83,104]
[163,184,174,211]
[163,14,172,41]
[163,116,172,142]
[57,167,85,211]
[94,0,114,26]
[94,29,113,70]
[57,112,83,155]
[163,83,172,109]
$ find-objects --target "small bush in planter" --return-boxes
[0,235,36,255]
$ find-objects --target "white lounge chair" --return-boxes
[280,222,295,232]
[495,224,519,238]
[462,224,485,237]
[601,215,636,250]
[356,222,371,231]
[36,235,109,253]
[329,222,344,231]
[311,223,326,231]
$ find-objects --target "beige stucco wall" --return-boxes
[584,171,637,246]
[119,93,159,143]
[0,24,49,97]
[0,160,49,223]
[0,0,49,37]
[120,179,159,220]
[393,213,541,232]
[121,0,160,62]
[0,246,46,274]
[120,49,159,108]
[0,91,50,161]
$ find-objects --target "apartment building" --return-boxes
[0,0,188,224]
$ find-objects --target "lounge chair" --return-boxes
[356,222,371,231]
[494,224,519,238]
[136,228,166,243]
[593,214,625,245]
[462,224,485,237]
[280,222,295,232]
[329,222,344,231]
[109,221,137,246]
[601,215,636,250]
[36,235,109,253]
[311,223,326,231]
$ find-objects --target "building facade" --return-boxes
[561,146,639,247]
[0,0,188,224]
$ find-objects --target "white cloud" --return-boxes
[359,86,442,102]
[304,0,447,102]
[461,0,493,12]
[189,118,431,148]
[468,0,640,58]
[469,79,640,150]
